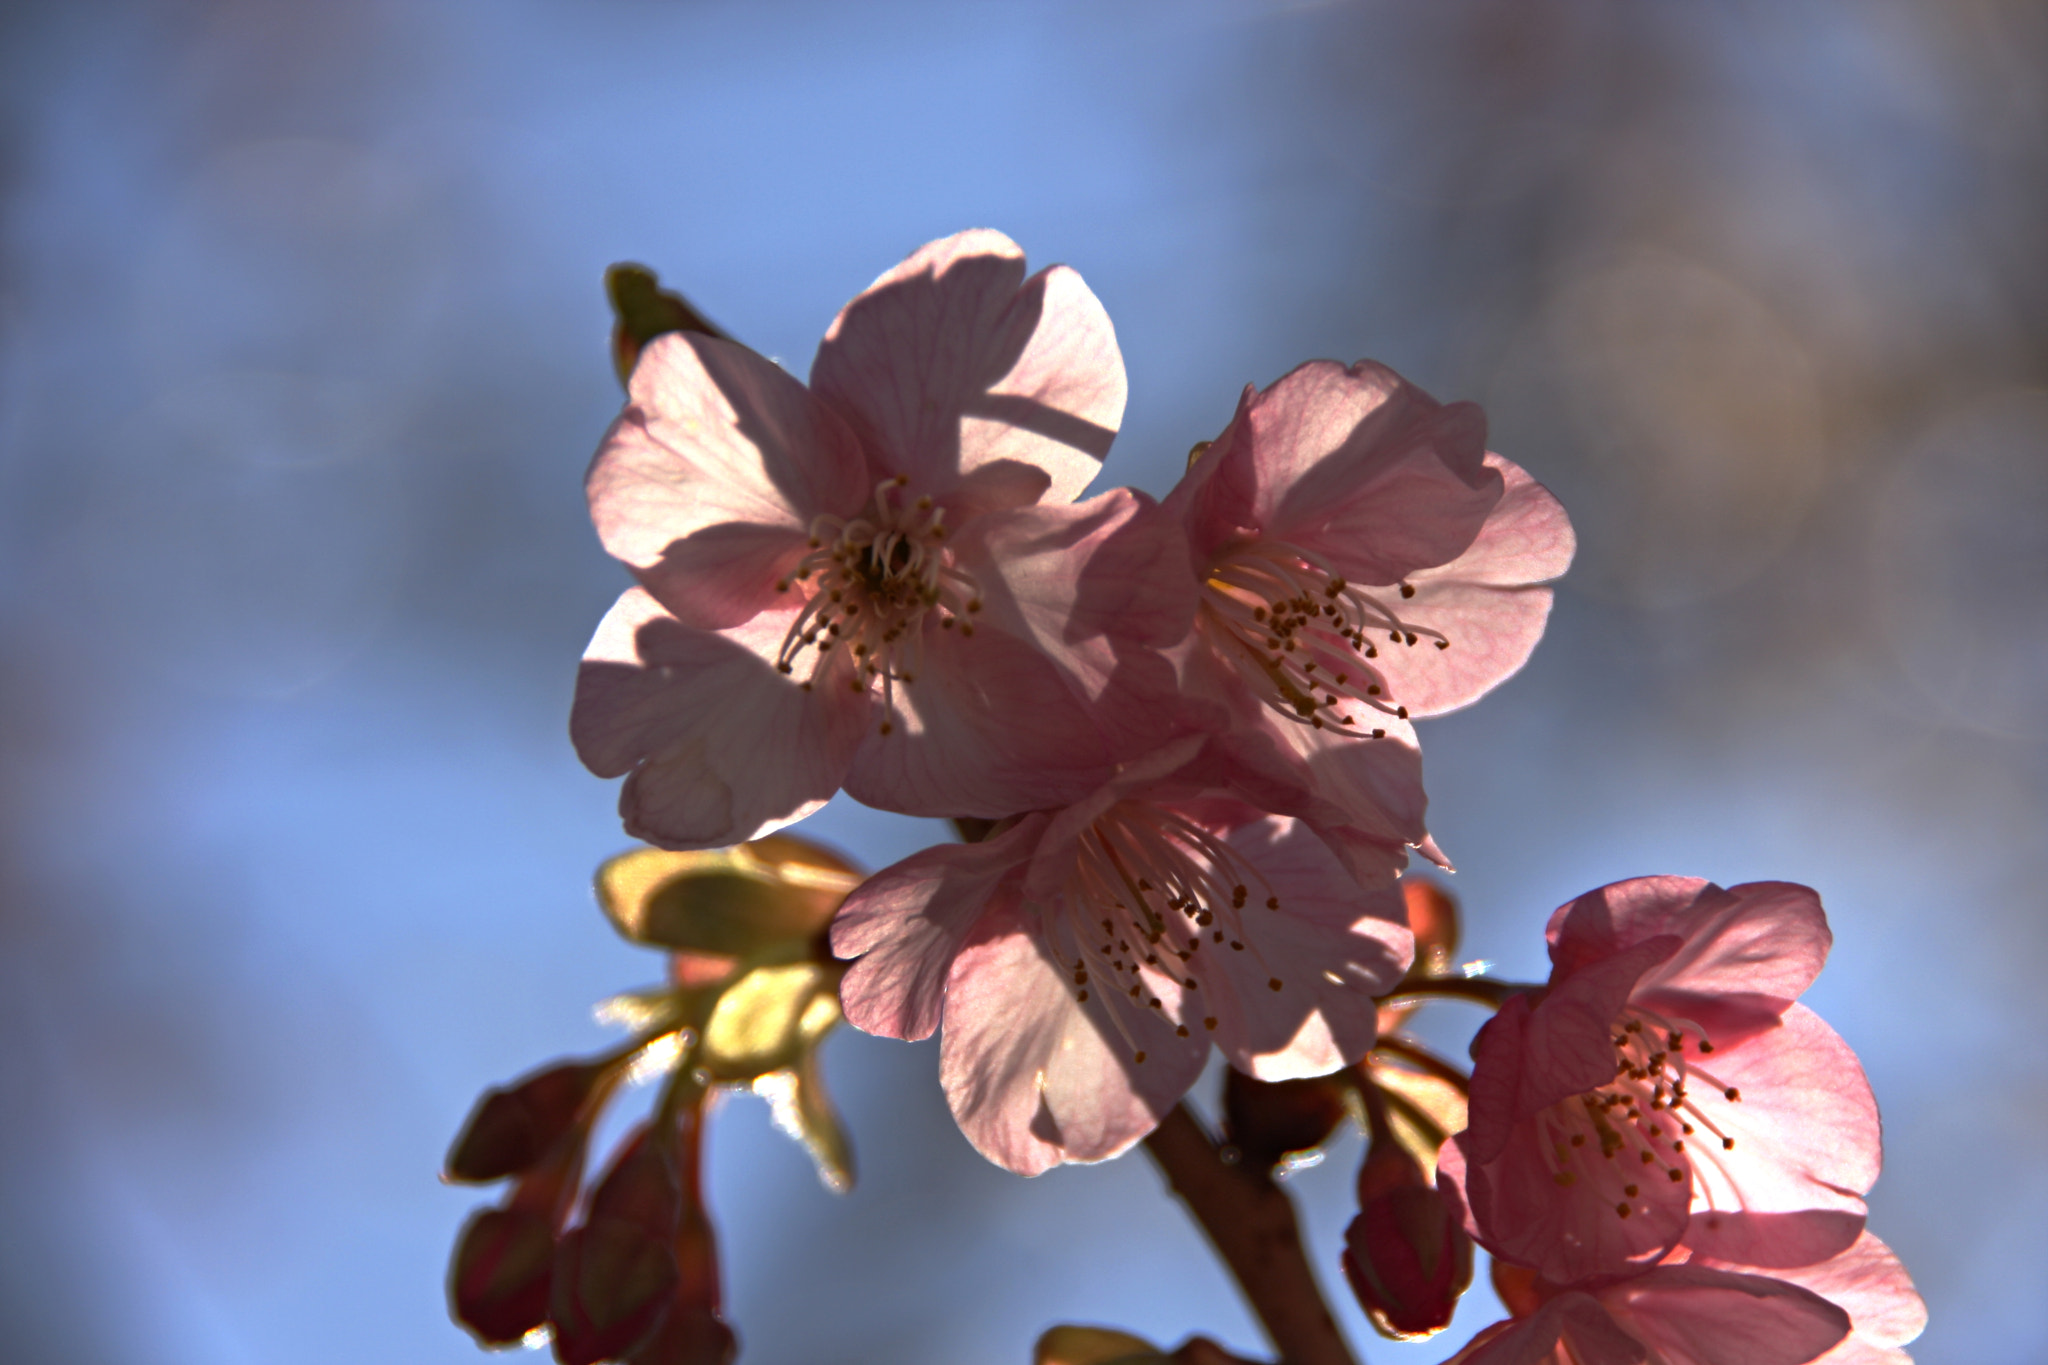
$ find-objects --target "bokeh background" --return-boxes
[3,1,2044,1361]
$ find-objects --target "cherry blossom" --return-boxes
[830,737,1414,1174]
[1164,360,1572,856]
[1440,877,1881,1284]
[572,230,1194,849]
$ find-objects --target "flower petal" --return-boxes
[939,896,1201,1174]
[841,607,1145,819]
[832,815,1045,1042]
[1366,454,1571,716]
[1678,1004,1880,1267]
[1548,878,1831,1044]
[1200,360,1502,578]
[591,333,869,628]
[570,589,868,849]
[1453,1294,1648,1365]
[1601,1265,1850,1365]
[1194,815,1411,1080]
[812,229,1124,506]
[1754,1233,1926,1356]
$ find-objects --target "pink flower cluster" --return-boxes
[572,229,1570,1173]
[1438,877,1925,1364]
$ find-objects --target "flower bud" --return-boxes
[606,264,727,387]
[1220,1068,1350,1174]
[449,1205,556,1346]
[550,1124,682,1365]
[1342,1129,1472,1340]
[445,1059,614,1184]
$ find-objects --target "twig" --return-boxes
[1142,1104,1360,1365]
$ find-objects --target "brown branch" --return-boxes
[1143,1104,1360,1365]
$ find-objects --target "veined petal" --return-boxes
[1741,1232,1925,1359]
[570,589,868,849]
[1679,1004,1880,1267]
[832,815,1045,1042]
[1601,1265,1850,1365]
[841,618,1136,818]
[1196,815,1410,1080]
[1638,882,1831,1043]
[1205,361,1501,577]
[1549,879,1831,1045]
[1454,1293,1649,1365]
[812,229,1124,506]
[1318,454,1572,720]
[591,333,869,627]
[1370,454,1571,715]
[939,897,1200,1174]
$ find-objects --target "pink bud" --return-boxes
[1342,1136,1472,1340]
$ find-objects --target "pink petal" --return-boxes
[1759,1233,1925,1352]
[569,588,869,849]
[1601,1265,1850,1365]
[1550,878,1832,1045]
[1455,1294,1649,1365]
[1696,1231,1924,1365]
[1466,938,1679,1162]
[960,487,1199,753]
[1678,1005,1880,1267]
[1368,454,1571,715]
[840,613,1141,818]
[1446,1104,1691,1284]
[1194,815,1411,1080]
[1206,360,1502,578]
[812,229,1124,507]
[1257,715,1430,852]
[832,815,1045,1042]
[590,333,870,628]
[939,896,1201,1174]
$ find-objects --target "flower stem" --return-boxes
[1377,975,1528,1009]
[1143,1104,1361,1365]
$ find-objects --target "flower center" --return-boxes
[1536,1008,1746,1223]
[1041,802,1290,1063]
[773,475,982,731]
[1199,540,1448,736]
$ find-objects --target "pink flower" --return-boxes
[1164,360,1573,853]
[829,737,1414,1174]
[572,230,1194,849]
[1439,878,1881,1285]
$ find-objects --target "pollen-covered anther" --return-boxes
[1196,541,1453,734]
[771,478,982,724]
[1060,800,1282,1045]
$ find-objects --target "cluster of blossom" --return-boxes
[447,230,1923,1364]
[572,227,1569,1175]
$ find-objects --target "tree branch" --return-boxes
[1143,1104,1360,1365]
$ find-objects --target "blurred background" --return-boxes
[2,0,2043,1360]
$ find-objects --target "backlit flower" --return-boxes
[1439,877,1881,1285]
[572,230,1192,849]
[1165,361,1572,854]
[830,737,1414,1174]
